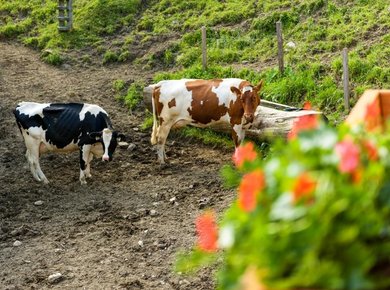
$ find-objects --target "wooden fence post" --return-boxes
[201,26,207,70]
[276,21,284,74]
[58,0,73,32]
[342,48,350,112]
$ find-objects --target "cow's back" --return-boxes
[14,102,111,150]
[14,102,51,130]
[156,78,246,126]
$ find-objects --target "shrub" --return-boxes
[112,79,125,92]
[116,82,145,111]
[177,102,390,289]
[102,50,118,64]
[41,49,64,66]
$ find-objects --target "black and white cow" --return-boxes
[14,102,124,184]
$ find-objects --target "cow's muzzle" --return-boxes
[102,155,110,162]
[244,113,254,123]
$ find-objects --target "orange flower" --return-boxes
[195,211,218,252]
[233,142,257,168]
[287,114,319,140]
[335,140,360,173]
[293,172,316,203]
[363,140,378,161]
[303,101,312,110]
[364,98,381,131]
[351,168,363,184]
[238,170,265,212]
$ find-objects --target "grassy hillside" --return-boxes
[1,0,389,122]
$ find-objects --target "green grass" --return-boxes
[113,80,145,111]
[174,127,234,149]
[1,0,389,123]
[0,0,141,50]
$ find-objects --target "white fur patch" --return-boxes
[243,86,253,92]
[233,123,245,143]
[212,78,243,106]
[159,80,193,122]
[102,128,113,159]
[79,104,106,121]
[16,102,50,118]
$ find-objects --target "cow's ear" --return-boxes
[89,131,102,141]
[230,86,241,97]
[255,80,264,92]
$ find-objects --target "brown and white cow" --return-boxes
[150,78,263,163]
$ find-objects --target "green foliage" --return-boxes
[103,50,118,64]
[176,127,234,149]
[153,64,260,83]
[176,249,217,274]
[0,0,141,49]
[112,79,125,92]
[179,119,390,289]
[114,81,145,111]
[2,0,389,122]
[140,115,154,131]
[41,49,64,66]
[75,0,139,36]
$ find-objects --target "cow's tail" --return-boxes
[148,85,159,145]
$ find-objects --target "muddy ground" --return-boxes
[0,41,236,289]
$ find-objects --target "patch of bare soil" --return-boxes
[0,41,235,289]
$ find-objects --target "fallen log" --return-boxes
[143,85,325,140]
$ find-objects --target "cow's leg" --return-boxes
[85,152,93,178]
[23,135,49,184]
[156,121,174,164]
[232,124,245,147]
[79,145,92,185]
[25,149,40,182]
[151,117,158,145]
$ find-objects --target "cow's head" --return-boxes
[89,128,125,161]
[231,80,264,124]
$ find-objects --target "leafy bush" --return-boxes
[41,49,64,66]
[115,81,145,111]
[112,79,125,92]
[103,50,118,64]
[177,102,390,289]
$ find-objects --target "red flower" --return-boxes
[287,114,319,140]
[195,211,218,252]
[363,140,378,161]
[238,170,265,212]
[335,140,360,173]
[293,172,316,203]
[233,142,257,168]
[303,101,312,110]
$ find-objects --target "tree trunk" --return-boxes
[143,85,325,140]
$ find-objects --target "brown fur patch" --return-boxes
[153,87,165,125]
[185,79,228,124]
[168,98,176,108]
[228,99,244,126]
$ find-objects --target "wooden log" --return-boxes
[143,85,325,140]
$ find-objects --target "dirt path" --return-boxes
[0,41,235,289]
